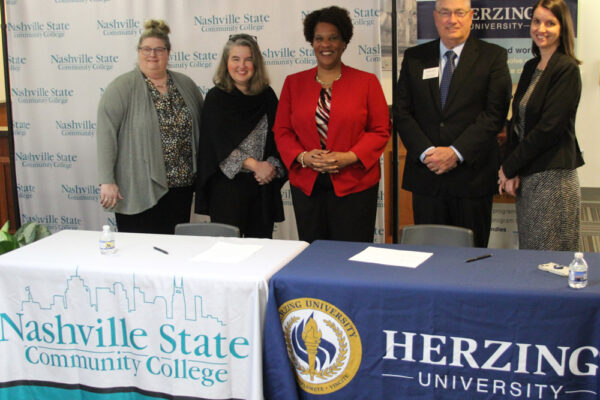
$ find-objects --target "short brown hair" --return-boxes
[303,6,353,44]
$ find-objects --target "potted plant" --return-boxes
[0,221,51,255]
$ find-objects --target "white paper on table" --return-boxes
[191,242,263,263]
[349,246,433,268]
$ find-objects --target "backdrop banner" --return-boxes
[5,0,386,242]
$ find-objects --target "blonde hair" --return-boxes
[213,34,270,95]
[138,19,171,51]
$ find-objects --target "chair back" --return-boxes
[400,224,474,247]
[174,222,241,238]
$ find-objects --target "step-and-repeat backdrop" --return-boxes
[5,0,386,241]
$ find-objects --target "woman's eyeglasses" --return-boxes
[138,46,168,56]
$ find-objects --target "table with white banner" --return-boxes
[0,230,308,400]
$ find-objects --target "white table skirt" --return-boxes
[0,230,308,400]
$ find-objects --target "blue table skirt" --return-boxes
[263,241,600,400]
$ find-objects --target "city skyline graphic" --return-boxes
[18,268,225,326]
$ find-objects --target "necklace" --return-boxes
[149,76,168,88]
[316,72,342,86]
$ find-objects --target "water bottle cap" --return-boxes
[575,252,583,258]
[102,225,110,231]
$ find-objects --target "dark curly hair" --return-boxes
[303,6,353,44]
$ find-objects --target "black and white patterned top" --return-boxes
[146,74,195,188]
[516,68,543,141]
[219,114,284,179]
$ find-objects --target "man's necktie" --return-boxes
[440,50,456,109]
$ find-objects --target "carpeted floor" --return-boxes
[581,188,600,252]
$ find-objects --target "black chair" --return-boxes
[400,224,474,247]
[174,222,240,238]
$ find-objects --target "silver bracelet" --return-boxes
[299,151,307,168]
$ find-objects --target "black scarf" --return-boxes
[195,86,284,222]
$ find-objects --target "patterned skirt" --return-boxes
[516,169,581,251]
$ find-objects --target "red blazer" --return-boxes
[274,64,390,196]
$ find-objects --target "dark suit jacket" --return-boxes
[502,52,583,179]
[395,36,511,198]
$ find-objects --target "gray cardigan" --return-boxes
[97,67,203,214]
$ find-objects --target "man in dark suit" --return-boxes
[395,0,511,247]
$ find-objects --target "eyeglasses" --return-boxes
[436,8,471,19]
[138,46,168,56]
[229,34,258,42]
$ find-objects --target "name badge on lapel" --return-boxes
[422,67,439,80]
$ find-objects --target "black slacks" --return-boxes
[411,192,493,248]
[291,174,378,243]
[208,171,273,238]
[115,186,194,234]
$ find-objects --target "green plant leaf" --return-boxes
[1,221,9,233]
[14,222,51,247]
[0,238,18,255]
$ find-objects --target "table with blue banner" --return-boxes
[0,230,308,400]
[263,240,600,400]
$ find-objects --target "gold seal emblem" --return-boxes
[278,298,362,394]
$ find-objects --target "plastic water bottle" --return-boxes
[568,252,588,289]
[99,225,116,255]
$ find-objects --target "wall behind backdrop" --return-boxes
[4,0,386,241]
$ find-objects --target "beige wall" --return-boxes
[574,0,600,188]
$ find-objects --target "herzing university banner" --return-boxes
[4,0,386,242]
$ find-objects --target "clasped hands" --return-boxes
[299,149,358,173]
[497,166,519,197]
[244,158,276,185]
[423,147,458,175]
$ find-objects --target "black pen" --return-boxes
[153,246,169,255]
[465,254,491,263]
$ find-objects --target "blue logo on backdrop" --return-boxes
[15,151,78,169]
[97,18,141,37]
[168,51,218,71]
[357,43,381,63]
[193,13,270,33]
[198,85,211,97]
[0,270,246,385]
[17,184,36,200]
[50,53,119,72]
[263,45,317,67]
[352,7,381,27]
[55,119,96,137]
[20,214,82,230]
[301,8,379,26]
[61,184,100,202]
[12,87,74,105]
[6,21,70,39]
[13,121,30,136]
[417,0,577,39]
[8,56,27,72]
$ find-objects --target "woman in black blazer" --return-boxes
[498,0,584,251]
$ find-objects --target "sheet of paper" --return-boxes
[349,246,433,268]
[191,242,263,264]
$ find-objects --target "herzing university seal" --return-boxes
[278,297,362,394]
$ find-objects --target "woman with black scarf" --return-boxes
[195,34,285,238]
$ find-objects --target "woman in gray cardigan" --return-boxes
[97,19,203,233]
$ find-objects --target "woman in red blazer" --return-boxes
[274,6,390,242]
